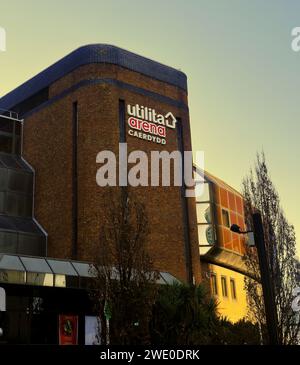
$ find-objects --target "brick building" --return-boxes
[0,44,201,284]
[0,44,205,343]
[0,44,254,342]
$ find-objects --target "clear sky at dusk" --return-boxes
[0,0,299,254]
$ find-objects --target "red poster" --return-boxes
[59,315,78,345]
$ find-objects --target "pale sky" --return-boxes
[0,0,299,254]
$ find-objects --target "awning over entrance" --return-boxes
[0,254,180,289]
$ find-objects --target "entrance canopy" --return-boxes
[0,254,180,289]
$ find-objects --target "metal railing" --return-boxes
[0,108,19,121]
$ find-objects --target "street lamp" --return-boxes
[230,224,252,235]
[230,212,279,345]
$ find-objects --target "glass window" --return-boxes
[0,118,13,133]
[0,154,22,169]
[0,269,26,284]
[196,203,211,224]
[13,218,41,234]
[210,273,218,296]
[0,254,26,284]
[0,135,12,153]
[8,170,33,194]
[0,167,8,190]
[18,257,53,286]
[0,254,24,271]
[20,256,52,273]
[156,274,167,285]
[221,276,228,297]
[54,274,67,287]
[195,181,210,202]
[198,224,216,246]
[222,209,230,228]
[230,278,237,300]
[160,272,181,285]
[47,259,78,276]
[0,117,22,155]
[0,192,5,213]
[0,231,19,253]
[194,176,216,249]
[5,191,19,216]
[14,136,21,155]
[53,274,78,288]
[0,215,15,230]
[12,157,32,172]
[5,192,32,217]
[26,272,53,287]
[72,262,95,278]
[17,233,45,256]
[14,123,21,136]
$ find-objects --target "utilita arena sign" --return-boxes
[127,104,177,145]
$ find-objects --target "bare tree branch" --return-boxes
[243,152,299,345]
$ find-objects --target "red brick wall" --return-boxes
[22,63,201,284]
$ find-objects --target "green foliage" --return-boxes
[91,190,261,345]
[150,283,260,345]
[212,318,261,345]
[150,283,216,345]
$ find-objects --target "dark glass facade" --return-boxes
[0,114,46,256]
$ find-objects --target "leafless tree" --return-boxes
[243,152,299,345]
[89,188,159,345]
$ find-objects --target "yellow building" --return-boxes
[194,168,251,323]
[201,262,248,323]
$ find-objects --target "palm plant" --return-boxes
[150,283,218,345]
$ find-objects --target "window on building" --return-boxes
[196,203,211,224]
[197,224,216,248]
[221,276,228,297]
[222,209,230,228]
[210,273,218,296]
[195,180,210,203]
[230,278,237,300]
[0,116,22,155]
[0,134,13,153]
[195,178,216,250]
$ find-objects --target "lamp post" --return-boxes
[230,212,279,345]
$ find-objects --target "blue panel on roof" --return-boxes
[0,44,187,111]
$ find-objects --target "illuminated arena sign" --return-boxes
[127,104,177,145]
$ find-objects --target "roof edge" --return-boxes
[0,44,187,111]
